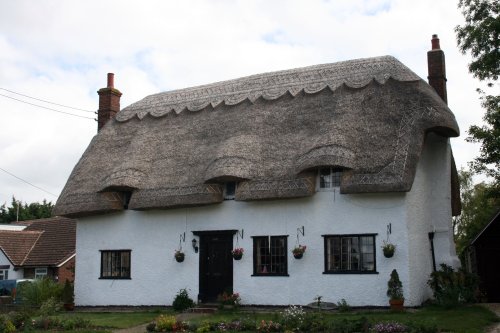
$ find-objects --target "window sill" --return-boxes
[323,271,378,275]
[251,274,289,277]
[99,277,131,280]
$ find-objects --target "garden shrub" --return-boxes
[155,314,177,332]
[336,298,351,312]
[16,278,63,306]
[281,305,305,332]
[0,316,15,333]
[302,313,328,332]
[172,288,195,312]
[39,297,62,317]
[146,322,157,332]
[428,263,479,307]
[7,311,31,329]
[256,320,282,332]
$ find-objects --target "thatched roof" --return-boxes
[53,56,459,218]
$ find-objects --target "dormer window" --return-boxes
[318,167,343,190]
[224,182,237,200]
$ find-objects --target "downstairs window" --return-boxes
[100,250,131,279]
[323,234,377,273]
[253,236,288,276]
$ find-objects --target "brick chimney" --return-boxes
[97,73,122,132]
[427,34,447,104]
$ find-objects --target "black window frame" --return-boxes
[323,234,378,274]
[100,250,131,279]
[252,235,288,277]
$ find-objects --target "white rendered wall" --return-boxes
[405,133,460,305]
[0,250,22,280]
[74,134,457,307]
[75,191,408,307]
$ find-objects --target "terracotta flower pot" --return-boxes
[389,298,404,311]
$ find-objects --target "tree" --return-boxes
[453,169,499,257]
[0,196,53,223]
[455,0,500,195]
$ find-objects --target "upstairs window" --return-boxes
[0,269,8,280]
[323,234,376,274]
[100,250,131,279]
[318,167,343,190]
[253,236,288,276]
[224,182,237,200]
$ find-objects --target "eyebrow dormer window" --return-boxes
[319,167,343,190]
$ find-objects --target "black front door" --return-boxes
[196,230,235,302]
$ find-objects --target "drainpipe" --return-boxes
[428,232,436,272]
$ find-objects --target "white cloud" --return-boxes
[0,0,489,206]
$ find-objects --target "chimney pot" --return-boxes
[107,73,114,88]
[431,34,440,50]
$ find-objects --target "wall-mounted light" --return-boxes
[192,238,199,253]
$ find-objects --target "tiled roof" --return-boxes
[1,217,76,267]
[0,230,42,265]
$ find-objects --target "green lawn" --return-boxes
[56,309,170,329]
[46,304,497,332]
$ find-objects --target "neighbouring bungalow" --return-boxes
[53,35,460,307]
[0,217,75,283]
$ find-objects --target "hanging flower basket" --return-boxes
[292,245,306,259]
[174,250,185,262]
[231,247,244,260]
[382,242,396,258]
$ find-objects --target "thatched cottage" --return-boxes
[54,35,460,307]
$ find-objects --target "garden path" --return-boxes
[484,303,500,333]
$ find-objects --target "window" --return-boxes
[323,234,376,273]
[0,269,8,280]
[100,250,131,279]
[224,182,237,200]
[35,267,48,279]
[318,167,343,190]
[253,236,288,276]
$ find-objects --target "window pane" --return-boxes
[320,168,331,188]
[332,169,342,187]
[360,236,375,271]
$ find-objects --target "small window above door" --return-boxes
[318,167,343,190]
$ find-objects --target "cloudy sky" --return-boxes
[0,0,492,206]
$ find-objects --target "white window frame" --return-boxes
[35,267,48,279]
[0,269,8,280]
[317,167,343,191]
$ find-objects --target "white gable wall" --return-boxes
[405,133,460,305]
[74,134,457,307]
[0,250,22,280]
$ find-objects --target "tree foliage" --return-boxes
[0,197,53,223]
[456,0,500,195]
[453,169,499,256]
[456,0,500,82]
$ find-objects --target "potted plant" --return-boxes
[61,279,74,311]
[292,245,307,259]
[174,250,185,262]
[387,269,404,311]
[231,247,244,260]
[382,241,396,258]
